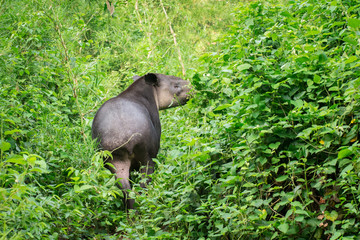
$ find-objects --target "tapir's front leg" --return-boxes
[106,155,134,210]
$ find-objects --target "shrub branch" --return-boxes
[44,6,86,141]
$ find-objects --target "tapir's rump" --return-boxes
[92,73,191,209]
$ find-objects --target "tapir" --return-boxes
[91,73,191,209]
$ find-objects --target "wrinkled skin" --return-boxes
[92,73,191,209]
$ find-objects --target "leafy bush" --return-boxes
[156,0,359,238]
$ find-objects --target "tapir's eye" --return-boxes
[174,85,180,89]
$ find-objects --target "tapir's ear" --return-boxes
[133,75,141,81]
[144,73,158,86]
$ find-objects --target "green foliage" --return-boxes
[1,0,360,239]
[157,0,360,238]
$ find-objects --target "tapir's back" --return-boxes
[92,96,160,157]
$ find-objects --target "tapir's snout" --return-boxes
[176,81,192,106]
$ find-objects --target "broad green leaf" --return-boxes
[269,142,281,149]
[306,30,320,36]
[253,82,262,89]
[4,119,15,125]
[295,209,310,217]
[345,56,358,64]
[243,182,255,188]
[35,159,48,169]
[246,134,258,144]
[330,232,342,240]
[348,18,360,28]
[6,156,26,165]
[343,35,357,45]
[27,155,37,167]
[291,99,303,108]
[237,63,252,71]
[325,158,337,166]
[307,79,313,86]
[338,149,352,159]
[278,223,289,233]
[271,232,279,240]
[285,209,293,219]
[214,104,232,111]
[272,158,280,164]
[313,74,321,84]
[71,177,80,181]
[325,210,338,222]
[221,68,233,74]
[4,129,22,135]
[339,159,352,168]
[340,164,354,177]
[291,201,303,208]
[295,56,309,64]
[318,53,328,63]
[251,199,264,207]
[30,167,45,173]
[328,86,339,91]
[0,141,11,152]
[280,11,292,18]
[276,175,288,182]
[245,18,254,26]
[79,185,93,192]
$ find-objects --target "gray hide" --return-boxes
[92,73,191,209]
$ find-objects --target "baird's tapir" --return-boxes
[92,73,191,209]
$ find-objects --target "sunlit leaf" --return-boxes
[325,210,338,222]
[345,56,358,64]
[278,223,289,233]
[343,35,357,45]
[338,149,352,159]
[348,18,360,28]
[276,175,288,182]
[4,129,22,135]
[237,64,252,71]
[214,104,232,111]
[0,140,11,152]
[6,156,26,165]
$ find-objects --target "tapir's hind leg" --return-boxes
[106,155,134,210]
[139,156,155,188]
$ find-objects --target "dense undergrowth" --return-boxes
[1,0,360,239]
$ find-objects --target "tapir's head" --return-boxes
[134,73,192,110]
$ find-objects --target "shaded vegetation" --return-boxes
[1,0,360,239]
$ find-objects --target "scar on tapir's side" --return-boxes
[92,73,191,209]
